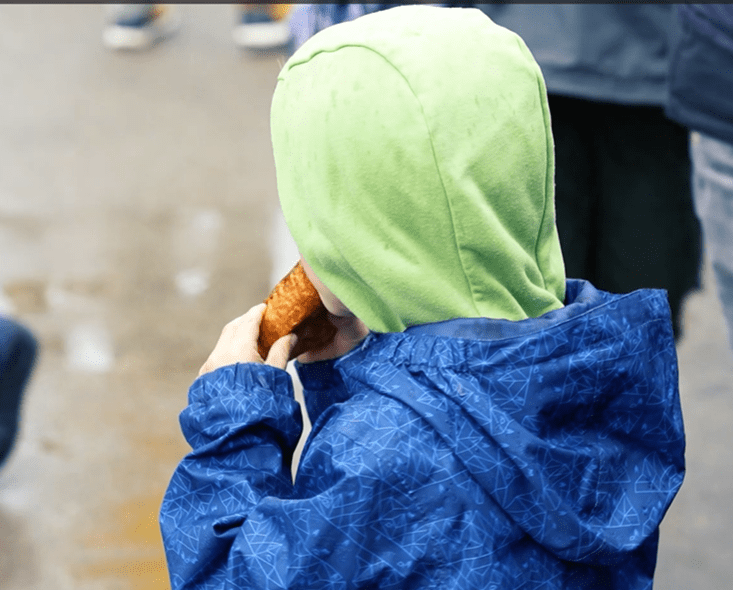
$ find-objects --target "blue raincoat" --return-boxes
[160,280,684,589]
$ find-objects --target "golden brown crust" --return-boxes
[257,261,338,360]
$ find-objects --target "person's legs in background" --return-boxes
[690,131,733,351]
[103,4,181,51]
[550,95,702,340]
[233,4,293,50]
[549,95,600,286]
[103,4,294,52]
[593,102,701,340]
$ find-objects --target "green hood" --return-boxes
[271,5,565,333]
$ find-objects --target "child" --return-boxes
[160,6,685,589]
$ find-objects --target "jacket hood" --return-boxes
[271,5,565,333]
[303,280,685,565]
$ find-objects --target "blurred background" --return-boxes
[0,5,731,590]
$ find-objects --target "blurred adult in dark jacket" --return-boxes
[475,4,702,340]
[666,4,733,352]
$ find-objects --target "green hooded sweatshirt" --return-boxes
[271,5,565,334]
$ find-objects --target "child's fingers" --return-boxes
[198,303,268,376]
[265,333,297,370]
[241,302,267,346]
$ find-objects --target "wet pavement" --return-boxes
[0,5,731,590]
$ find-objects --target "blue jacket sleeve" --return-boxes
[160,363,303,589]
[160,361,448,590]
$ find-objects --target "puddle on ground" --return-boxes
[174,267,210,298]
[77,558,168,590]
[65,321,115,373]
[75,493,169,590]
[170,207,223,300]
[0,506,38,588]
[2,205,275,590]
[0,290,14,315]
[2,278,47,314]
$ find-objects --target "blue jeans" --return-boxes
[691,131,733,351]
[0,316,37,468]
[289,4,399,53]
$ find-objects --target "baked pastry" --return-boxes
[257,261,338,360]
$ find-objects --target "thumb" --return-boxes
[265,333,297,370]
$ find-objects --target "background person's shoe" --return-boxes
[233,4,292,50]
[103,4,181,51]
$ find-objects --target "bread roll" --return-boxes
[257,261,338,360]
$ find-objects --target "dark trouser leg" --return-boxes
[549,95,701,339]
[593,103,701,339]
[548,95,598,285]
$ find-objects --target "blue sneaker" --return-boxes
[0,317,37,469]
[103,4,181,51]
[233,4,292,50]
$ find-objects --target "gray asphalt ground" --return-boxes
[0,6,731,590]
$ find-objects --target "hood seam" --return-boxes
[280,43,481,319]
[521,35,554,297]
[393,315,671,374]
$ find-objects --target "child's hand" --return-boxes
[198,303,297,376]
[296,313,370,364]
